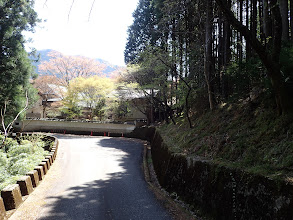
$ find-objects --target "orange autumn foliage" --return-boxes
[38,51,107,87]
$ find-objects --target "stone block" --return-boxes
[0,197,7,220]
[39,162,48,174]
[34,166,44,181]
[42,159,50,170]
[16,176,33,196]
[49,151,55,160]
[51,147,57,155]
[52,151,56,160]
[1,184,23,210]
[26,170,39,187]
[45,155,52,165]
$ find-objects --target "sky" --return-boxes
[24,0,139,66]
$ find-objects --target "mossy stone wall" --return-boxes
[132,127,293,219]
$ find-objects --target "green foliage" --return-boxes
[0,136,18,152]
[112,100,131,119]
[124,0,157,64]
[280,44,293,92]
[225,58,267,99]
[125,0,293,117]
[0,135,49,190]
[93,98,106,120]
[125,0,209,123]
[61,104,82,119]
[26,83,39,110]
[62,76,115,119]
[158,95,293,179]
[61,86,82,119]
[0,0,39,122]
[0,153,9,180]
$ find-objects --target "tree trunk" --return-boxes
[259,0,265,42]
[263,0,272,39]
[238,1,243,63]
[251,0,257,44]
[246,0,252,59]
[222,1,231,99]
[279,0,289,41]
[215,0,292,114]
[42,98,48,118]
[185,87,193,128]
[218,12,224,69]
[223,16,231,65]
[290,0,293,42]
[204,0,215,110]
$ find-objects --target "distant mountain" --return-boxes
[30,49,124,77]
[30,49,52,73]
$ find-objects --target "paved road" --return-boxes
[9,135,172,220]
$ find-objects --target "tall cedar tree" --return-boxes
[0,0,39,120]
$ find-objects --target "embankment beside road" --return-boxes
[128,127,293,220]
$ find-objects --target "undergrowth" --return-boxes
[158,94,293,180]
[0,134,51,190]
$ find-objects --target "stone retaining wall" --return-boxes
[130,127,293,219]
[0,135,58,219]
[15,120,135,135]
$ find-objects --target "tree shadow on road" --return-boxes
[38,137,171,220]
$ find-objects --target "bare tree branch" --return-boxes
[68,0,75,22]
[7,92,29,135]
[44,0,48,7]
[1,102,7,136]
[1,92,29,147]
[88,0,96,21]
[45,0,97,23]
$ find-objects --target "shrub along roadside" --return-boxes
[0,134,52,190]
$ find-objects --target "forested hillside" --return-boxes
[124,0,293,177]
[125,0,293,121]
[31,49,124,77]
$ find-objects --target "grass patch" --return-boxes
[158,96,293,180]
[0,134,52,190]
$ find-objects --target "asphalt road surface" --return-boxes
[9,134,172,220]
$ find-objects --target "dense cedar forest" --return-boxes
[124,0,293,126]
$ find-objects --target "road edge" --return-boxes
[142,142,200,220]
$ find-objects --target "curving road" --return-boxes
[9,134,172,220]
